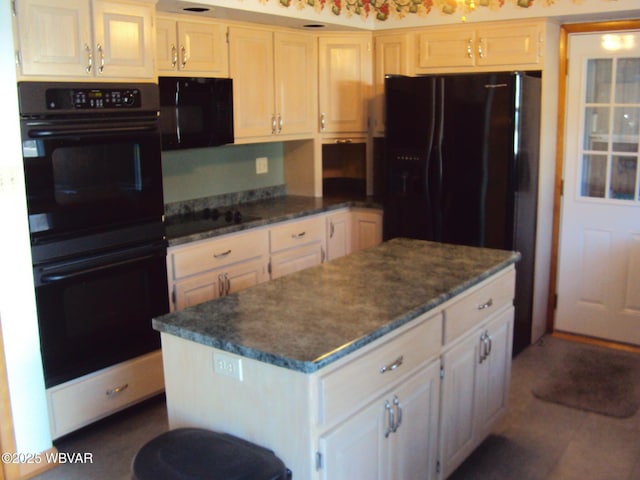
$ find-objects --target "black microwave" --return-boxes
[159,77,234,150]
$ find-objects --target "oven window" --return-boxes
[52,143,143,206]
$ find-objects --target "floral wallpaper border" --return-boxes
[267,0,620,22]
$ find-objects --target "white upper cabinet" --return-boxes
[229,26,316,141]
[155,17,228,76]
[415,20,544,73]
[15,0,155,80]
[318,34,372,135]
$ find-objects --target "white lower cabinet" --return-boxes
[440,306,514,478]
[319,360,441,480]
[269,215,326,279]
[167,229,270,311]
[47,350,164,439]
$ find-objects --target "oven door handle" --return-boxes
[40,253,157,284]
[28,125,158,138]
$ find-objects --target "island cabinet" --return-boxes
[155,16,228,76]
[167,229,269,311]
[316,314,442,480]
[414,20,543,73]
[269,215,326,279]
[439,268,515,478]
[14,0,155,80]
[156,238,519,480]
[229,26,316,141]
[159,308,443,480]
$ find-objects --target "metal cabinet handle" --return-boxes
[486,333,493,357]
[320,112,326,131]
[479,332,487,364]
[384,400,395,438]
[225,273,230,296]
[291,231,306,239]
[180,45,187,68]
[277,114,283,134]
[477,298,493,310]
[170,44,178,69]
[330,222,335,238]
[97,43,105,73]
[271,115,277,135]
[85,44,93,73]
[218,273,225,296]
[335,139,353,144]
[380,355,403,374]
[393,396,402,432]
[213,249,232,258]
[106,383,129,397]
[466,39,473,59]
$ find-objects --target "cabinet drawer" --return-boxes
[270,216,324,253]
[444,268,515,345]
[47,350,164,439]
[318,312,442,426]
[169,229,269,280]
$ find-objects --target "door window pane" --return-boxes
[583,106,610,151]
[615,58,640,104]
[581,154,607,198]
[612,106,639,152]
[585,59,612,103]
[609,156,637,200]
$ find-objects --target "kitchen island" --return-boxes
[153,239,520,479]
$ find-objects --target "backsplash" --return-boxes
[161,142,285,204]
[165,185,287,216]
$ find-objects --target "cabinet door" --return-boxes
[326,211,352,261]
[373,34,410,135]
[475,307,513,440]
[92,0,154,78]
[16,0,93,77]
[155,17,178,72]
[475,23,540,67]
[352,210,382,252]
[177,21,228,75]
[415,28,475,71]
[270,243,324,280]
[319,396,387,480]
[389,361,440,480]
[224,258,269,295]
[440,330,481,478]
[318,35,371,134]
[173,271,221,310]
[229,27,275,139]
[274,31,316,136]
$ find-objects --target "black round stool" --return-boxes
[132,428,292,480]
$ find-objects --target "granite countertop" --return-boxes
[165,194,382,246]
[153,238,520,373]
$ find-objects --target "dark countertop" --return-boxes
[153,238,520,373]
[165,194,382,247]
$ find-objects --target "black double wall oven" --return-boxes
[18,82,169,388]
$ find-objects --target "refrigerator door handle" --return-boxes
[432,77,445,241]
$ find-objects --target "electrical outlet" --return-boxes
[256,157,268,175]
[213,352,243,381]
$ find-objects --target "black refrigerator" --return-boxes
[383,72,541,355]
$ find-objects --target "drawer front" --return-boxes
[270,216,325,254]
[319,312,442,426]
[47,350,164,439]
[444,268,516,345]
[169,229,269,280]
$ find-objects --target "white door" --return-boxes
[556,31,640,345]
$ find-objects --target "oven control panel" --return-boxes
[45,88,142,110]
